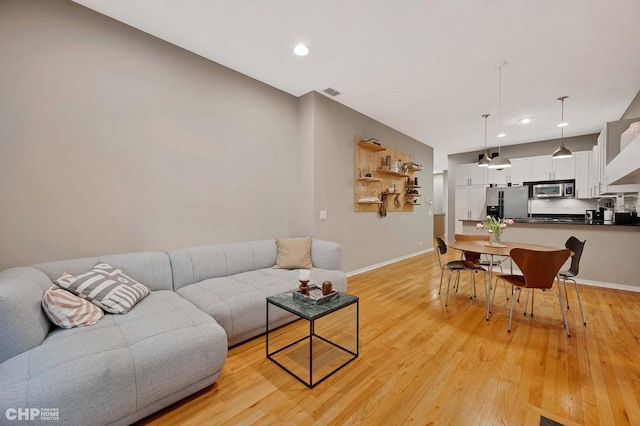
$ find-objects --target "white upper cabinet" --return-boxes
[487,157,531,185]
[575,150,591,199]
[530,155,575,181]
[553,156,576,180]
[455,163,487,186]
[508,158,531,185]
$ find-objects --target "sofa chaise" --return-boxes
[0,239,345,425]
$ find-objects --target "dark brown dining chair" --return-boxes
[559,236,587,325]
[453,233,509,271]
[435,237,486,306]
[454,233,510,299]
[496,248,572,335]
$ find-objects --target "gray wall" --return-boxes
[303,93,433,272]
[0,0,433,273]
[621,90,640,119]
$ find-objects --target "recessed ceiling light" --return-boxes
[293,44,309,56]
[497,132,506,138]
[519,118,531,124]
[557,122,569,127]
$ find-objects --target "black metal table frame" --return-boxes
[266,295,359,388]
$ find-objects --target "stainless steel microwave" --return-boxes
[531,181,574,199]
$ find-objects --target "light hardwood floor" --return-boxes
[138,250,640,425]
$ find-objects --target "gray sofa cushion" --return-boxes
[0,290,227,426]
[309,239,343,271]
[0,267,52,363]
[169,240,278,290]
[177,267,347,346]
[33,251,173,292]
[169,239,344,291]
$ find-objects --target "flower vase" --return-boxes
[490,229,503,246]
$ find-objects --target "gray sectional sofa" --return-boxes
[0,239,346,426]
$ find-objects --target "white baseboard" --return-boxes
[347,251,640,293]
[346,249,433,277]
[499,267,640,292]
[566,278,640,293]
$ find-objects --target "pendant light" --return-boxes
[478,114,491,167]
[488,61,511,169]
[552,96,573,159]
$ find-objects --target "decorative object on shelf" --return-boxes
[476,216,515,246]
[322,281,333,295]
[478,113,491,167]
[361,137,380,144]
[489,61,512,169]
[552,96,573,159]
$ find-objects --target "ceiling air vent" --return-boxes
[323,87,341,97]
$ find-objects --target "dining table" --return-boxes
[446,239,568,320]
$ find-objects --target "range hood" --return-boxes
[606,134,640,186]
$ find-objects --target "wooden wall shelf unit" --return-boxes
[378,170,410,178]
[358,140,387,152]
[354,136,422,213]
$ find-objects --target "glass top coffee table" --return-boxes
[266,289,359,388]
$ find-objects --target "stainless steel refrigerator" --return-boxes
[486,186,529,219]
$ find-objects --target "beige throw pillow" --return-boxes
[273,237,313,269]
[42,285,104,328]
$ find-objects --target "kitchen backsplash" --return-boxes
[530,198,598,215]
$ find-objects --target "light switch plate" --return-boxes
[320,210,327,220]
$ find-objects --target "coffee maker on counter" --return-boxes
[613,193,638,224]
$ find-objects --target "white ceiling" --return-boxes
[72,0,640,171]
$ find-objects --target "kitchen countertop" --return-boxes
[462,216,640,226]
[511,218,640,226]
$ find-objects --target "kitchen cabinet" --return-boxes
[455,186,486,221]
[590,143,601,198]
[455,163,487,186]
[530,155,575,181]
[487,157,531,185]
[575,150,591,199]
[591,119,640,196]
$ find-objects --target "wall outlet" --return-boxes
[320,210,327,220]
[419,241,423,246]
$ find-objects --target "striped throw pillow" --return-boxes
[42,285,104,328]
[54,263,150,314]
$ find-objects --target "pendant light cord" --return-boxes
[483,113,489,151]
[561,97,564,141]
[498,66,502,154]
